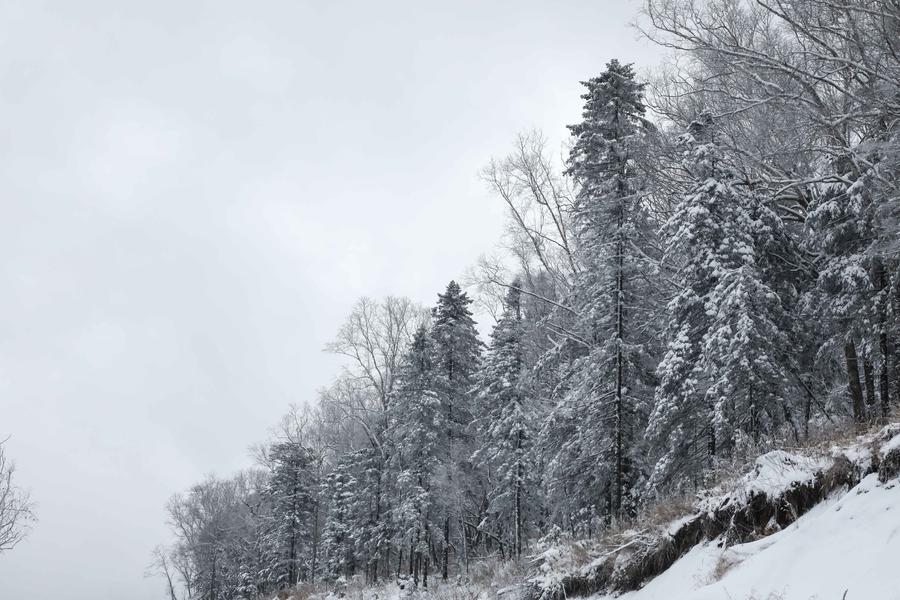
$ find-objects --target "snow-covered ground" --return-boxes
[597,470,900,600]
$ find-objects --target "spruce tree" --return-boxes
[429,280,483,578]
[647,116,795,489]
[550,59,657,518]
[320,454,359,582]
[806,159,892,425]
[266,442,316,587]
[388,325,443,585]
[472,285,534,558]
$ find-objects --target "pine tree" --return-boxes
[549,59,658,519]
[267,442,316,588]
[389,325,442,585]
[807,158,892,425]
[428,280,483,578]
[320,454,359,582]
[431,280,484,424]
[472,285,534,558]
[238,472,280,598]
[647,116,795,489]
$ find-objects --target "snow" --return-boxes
[665,514,697,536]
[741,450,828,498]
[696,450,830,516]
[880,433,900,458]
[594,473,900,600]
[839,441,874,471]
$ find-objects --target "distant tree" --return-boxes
[472,285,535,558]
[324,296,426,580]
[388,325,442,585]
[266,442,317,587]
[147,546,182,600]
[0,440,35,553]
[429,280,483,578]
[320,453,359,581]
[165,474,252,600]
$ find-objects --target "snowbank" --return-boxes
[527,426,900,600]
[603,472,900,600]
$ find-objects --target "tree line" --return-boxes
[155,0,900,598]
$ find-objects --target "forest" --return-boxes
[153,0,900,598]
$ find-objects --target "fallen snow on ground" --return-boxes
[699,450,831,512]
[880,433,900,458]
[596,473,900,600]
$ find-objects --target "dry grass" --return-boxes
[273,582,317,600]
[709,551,742,582]
[263,560,531,600]
[642,490,697,529]
[466,555,527,589]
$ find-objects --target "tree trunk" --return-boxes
[311,498,320,584]
[864,359,876,407]
[880,335,891,422]
[409,533,415,579]
[442,517,449,580]
[803,377,812,440]
[750,384,759,445]
[707,395,717,466]
[288,531,296,587]
[876,262,891,422]
[612,170,627,518]
[444,353,453,583]
[844,342,866,426]
[210,554,217,600]
[894,340,900,413]
[614,237,625,517]
[413,529,420,587]
[515,436,523,560]
[895,269,900,408]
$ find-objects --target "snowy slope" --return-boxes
[599,472,900,600]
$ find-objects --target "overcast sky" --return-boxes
[0,2,660,598]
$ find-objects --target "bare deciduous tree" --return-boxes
[0,439,35,554]
[146,546,183,600]
[475,131,578,308]
[326,296,428,413]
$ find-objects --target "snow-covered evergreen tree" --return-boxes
[648,116,795,489]
[266,441,317,587]
[806,156,894,424]
[320,454,359,582]
[431,280,484,433]
[545,59,658,520]
[472,285,535,558]
[388,325,442,584]
[428,280,483,578]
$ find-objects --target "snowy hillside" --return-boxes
[603,471,900,600]
[529,425,900,600]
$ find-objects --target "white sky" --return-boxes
[0,1,661,598]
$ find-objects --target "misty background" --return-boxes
[0,1,659,598]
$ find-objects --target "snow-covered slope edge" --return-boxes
[527,425,900,600]
[605,470,900,600]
